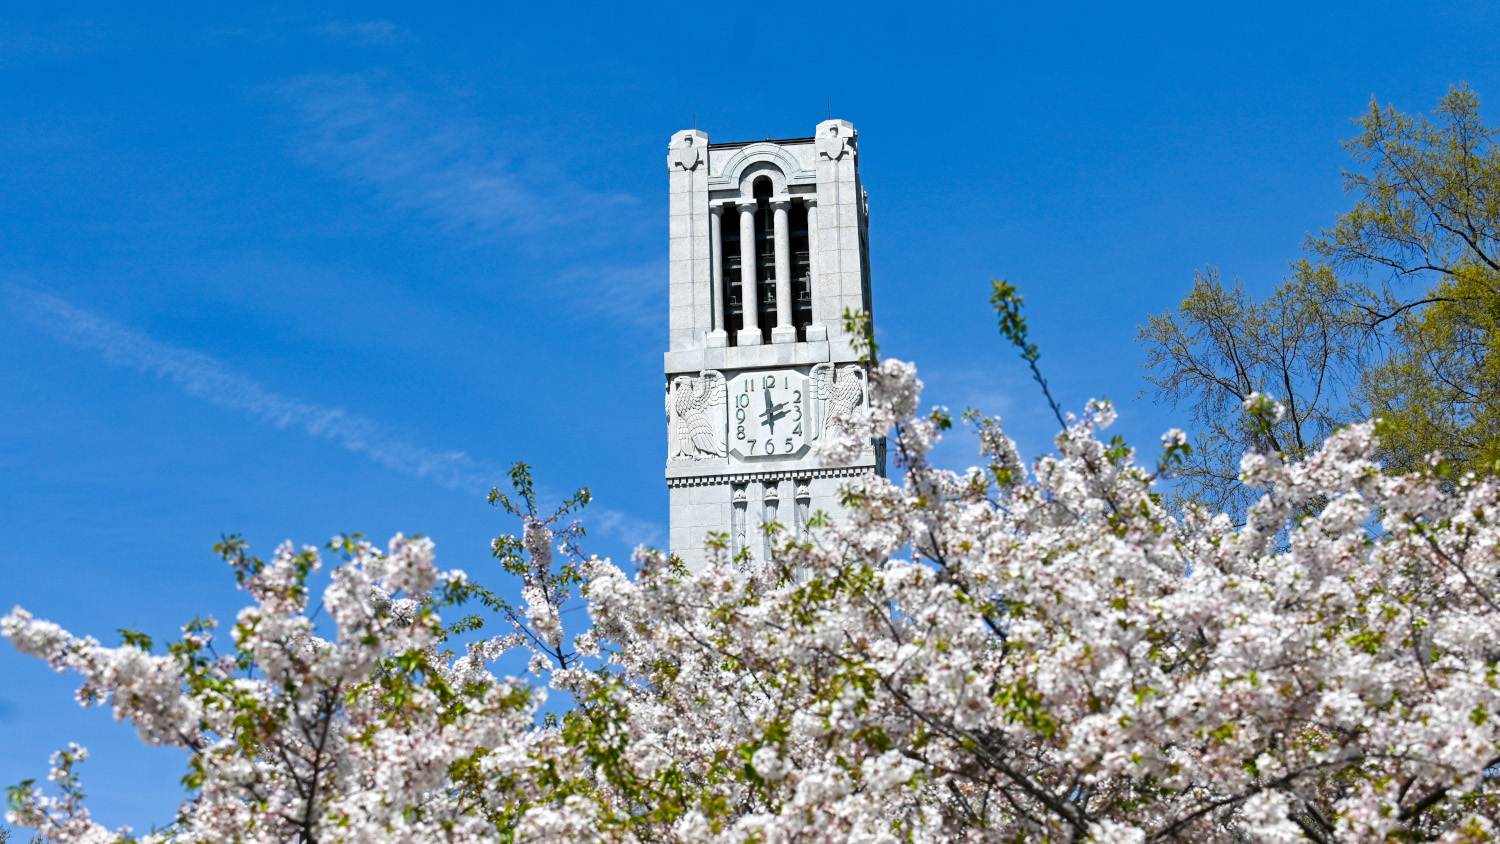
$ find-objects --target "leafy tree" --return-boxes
[1138,263,1362,513]
[1142,84,1500,505]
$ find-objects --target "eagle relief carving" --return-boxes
[667,370,726,460]
[810,363,867,442]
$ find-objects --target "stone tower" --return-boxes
[664,120,884,571]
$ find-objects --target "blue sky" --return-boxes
[2,0,1497,831]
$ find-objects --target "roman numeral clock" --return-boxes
[663,120,884,571]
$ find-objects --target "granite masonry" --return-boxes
[664,119,885,571]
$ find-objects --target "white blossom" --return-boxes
[7,359,1500,842]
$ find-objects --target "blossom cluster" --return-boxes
[7,357,1500,842]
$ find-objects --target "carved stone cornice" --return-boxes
[665,464,874,488]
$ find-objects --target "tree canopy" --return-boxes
[1141,84,1500,507]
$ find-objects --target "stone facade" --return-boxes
[664,120,884,571]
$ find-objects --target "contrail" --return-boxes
[14,287,665,547]
[18,288,502,492]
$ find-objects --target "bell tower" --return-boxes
[664,120,884,571]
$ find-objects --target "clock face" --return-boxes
[729,370,809,460]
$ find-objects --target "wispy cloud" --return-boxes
[557,260,666,329]
[920,366,1023,421]
[273,73,635,238]
[276,73,540,235]
[269,73,664,327]
[319,20,410,46]
[588,508,661,549]
[21,287,499,491]
[13,288,662,548]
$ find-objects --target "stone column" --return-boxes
[707,203,727,347]
[804,198,827,341]
[731,483,748,561]
[771,197,795,343]
[762,482,779,563]
[794,478,811,541]
[736,202,761,346]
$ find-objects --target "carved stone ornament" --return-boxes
[810,363,867,440]
[668,370,726,459]
[669,130,706,171]
[815,121,854,161]
[672,144,700,170]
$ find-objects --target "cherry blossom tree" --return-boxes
[8,299,1500,842]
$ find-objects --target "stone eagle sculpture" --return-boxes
[810,363,866,440]
[669,371,725,459]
